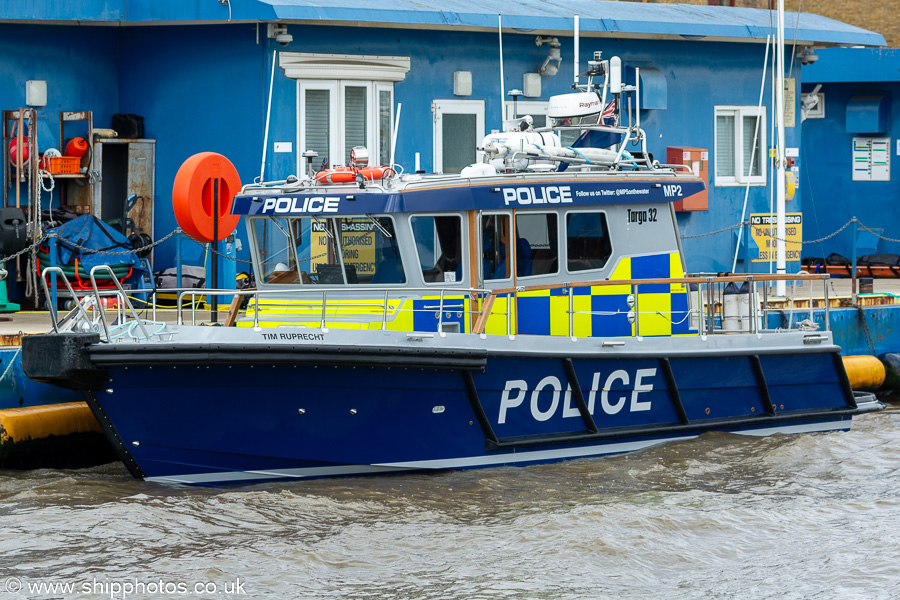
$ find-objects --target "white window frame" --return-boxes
[297,81,395,171]
[298,80,338,172]
[432,99,485,174]
[714,105,767,187]
[340,80,374,165]
[375,83,395,166]
[281,53,409,173]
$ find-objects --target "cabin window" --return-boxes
[482,213,511,280]
[714,106,766,186]
[566,212,612,272]
[515,213,559,277]
[411,215,463,283]
[252,217,302,285]
[251,215,405,285]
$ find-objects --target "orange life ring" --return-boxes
[172,152,242,243]
[314,166,393,184]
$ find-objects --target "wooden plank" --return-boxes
[472,294,495,335]
[223,292,248,327]
[467,209,480,332]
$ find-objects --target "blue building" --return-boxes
[0,1,884,300]
[801,48,900,262]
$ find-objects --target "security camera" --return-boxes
[267,23,292,46]
[797,47,819,66]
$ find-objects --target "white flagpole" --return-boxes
[775,0,787,295]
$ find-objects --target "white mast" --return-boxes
[574,15,580,88]
[775,0,787,295]
[498,14,505,126]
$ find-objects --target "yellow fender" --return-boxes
[0,402,101,446]
[842,355,885,391]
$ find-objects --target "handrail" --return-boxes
[40,267,93,334]
[474,272,835,339]
[89,265,152,342]
[489,272,831,296]
[177,286,492,328]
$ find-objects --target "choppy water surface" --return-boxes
[1,404,899,600]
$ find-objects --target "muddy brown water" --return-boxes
[1,403,898,599]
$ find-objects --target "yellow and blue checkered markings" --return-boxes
[240,294,473,332]
[238,252,696,338]
[494,252,696,338]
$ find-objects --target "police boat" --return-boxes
[22,53,882,485]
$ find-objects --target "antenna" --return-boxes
[389,102,402,181]
[574,15,580,88]
[259,48,277,183]
[498,14,505,127]
[609,56,622,94]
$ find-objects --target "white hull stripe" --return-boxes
[145,420,849,485]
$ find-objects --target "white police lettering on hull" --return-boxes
[503,186,573,206]
[261,196,340,214]
[498,369,657,424]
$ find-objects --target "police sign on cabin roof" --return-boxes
[231,179,707,216]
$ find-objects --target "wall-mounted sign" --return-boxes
[784,78,795,128]
[750,213,802,263]
[852,137,890,181]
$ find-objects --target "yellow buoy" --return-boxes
[842,355,885,391]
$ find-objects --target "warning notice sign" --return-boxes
[750,213,802,263]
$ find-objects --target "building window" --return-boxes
[715,106,766,186]
[279,53,410,172]
[300,81,396,169]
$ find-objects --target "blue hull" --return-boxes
[79,349,861,485]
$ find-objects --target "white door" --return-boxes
[432,99,485,174]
